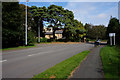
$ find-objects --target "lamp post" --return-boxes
[38,19,40,43]
[25,0,29,45]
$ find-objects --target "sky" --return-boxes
[118,1,120,22]
[19,2,118,26]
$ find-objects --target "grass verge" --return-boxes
[2,45,36,51]
[32,50,90,79]
[100,46,120,78]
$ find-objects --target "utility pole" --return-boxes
[38,19,40,43]
[113,33,115,45]
[110,36,112,46]
[25,0,28,45]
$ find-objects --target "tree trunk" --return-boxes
[53,27,56,39]
[40,20,44,37]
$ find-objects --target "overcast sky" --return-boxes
[19,2,118,26]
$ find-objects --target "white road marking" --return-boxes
[0,60,7,63]
[27,47,74,57]
[28,52,50,57]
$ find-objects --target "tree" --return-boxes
[47,5,65,39]
[2,2,24,48]
[30,6,48,38]
[2,2,23,31]
[2,2,36,48]
[74,20,86,41]
[62,9,75,41]
[107,17,120,44]
[107,18,120,37]
[85,24,106,40]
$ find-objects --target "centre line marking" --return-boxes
[0,60,7,63]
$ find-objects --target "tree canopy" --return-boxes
[107,17,120,45]
[2,3,93,48]
[85,23,106,40]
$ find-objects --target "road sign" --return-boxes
[109,33,115,37]
[109,33,115,45]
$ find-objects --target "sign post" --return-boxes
[109,33,115,46]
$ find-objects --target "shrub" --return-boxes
[27,31,36,44]
[2,28,24,48]
[27,43,35,46]
[40,37,48,42]
[86,38,90,42]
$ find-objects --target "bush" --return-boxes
[86,38,90,42]
[2,28,24,48]
[40,37,48,42]
[2,29,36,48]
[27,43,35,46]
[27,31,36,44]
[56,39,66,42]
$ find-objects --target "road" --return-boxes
[2,43,94,78]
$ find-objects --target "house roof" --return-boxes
[55,30,63,34]
[45,30,63,35]
[45,32,53,35]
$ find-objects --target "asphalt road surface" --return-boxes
[2,43,94,78]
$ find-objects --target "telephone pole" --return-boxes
[25,0,29,45]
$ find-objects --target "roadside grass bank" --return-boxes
[100,46,120,78]
[2,45,36,51]
[32,50,90,79]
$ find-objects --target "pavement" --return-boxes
[2,43,94,78]
[70,45,104,79]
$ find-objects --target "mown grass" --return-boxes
[2,45,36,51]
[100,46,120,78]
[32,50,90,80]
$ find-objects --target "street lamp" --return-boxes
[38,19,40,43]
[25,0,29,45]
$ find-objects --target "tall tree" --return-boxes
[62,9,74,41]
[107,17,120,44]
[47,5,65,39]
[30,6,48,38]
[2,2,24,48]
[75,20,86,41]
[85,24,106,40]
[2,2,23,30]
[107,18,120,37]
[2,2,36,48]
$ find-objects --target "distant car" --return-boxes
[95,39,101,46]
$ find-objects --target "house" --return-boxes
[44,27,63,39]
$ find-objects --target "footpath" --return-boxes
[70,45,104,79]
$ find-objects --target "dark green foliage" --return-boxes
[56,39,66,42]
[2,2,36,48]
[63,19,86,42]
[85,24,106,40]
[47,5,65,39]
[27,31,36,44]
[2,2,23,31]
[107,18,120,36]
[107,18,120,45]
[30,6,48,37]
[2,28,24,48]
[40,38,48,42]
[2,2,24,48]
